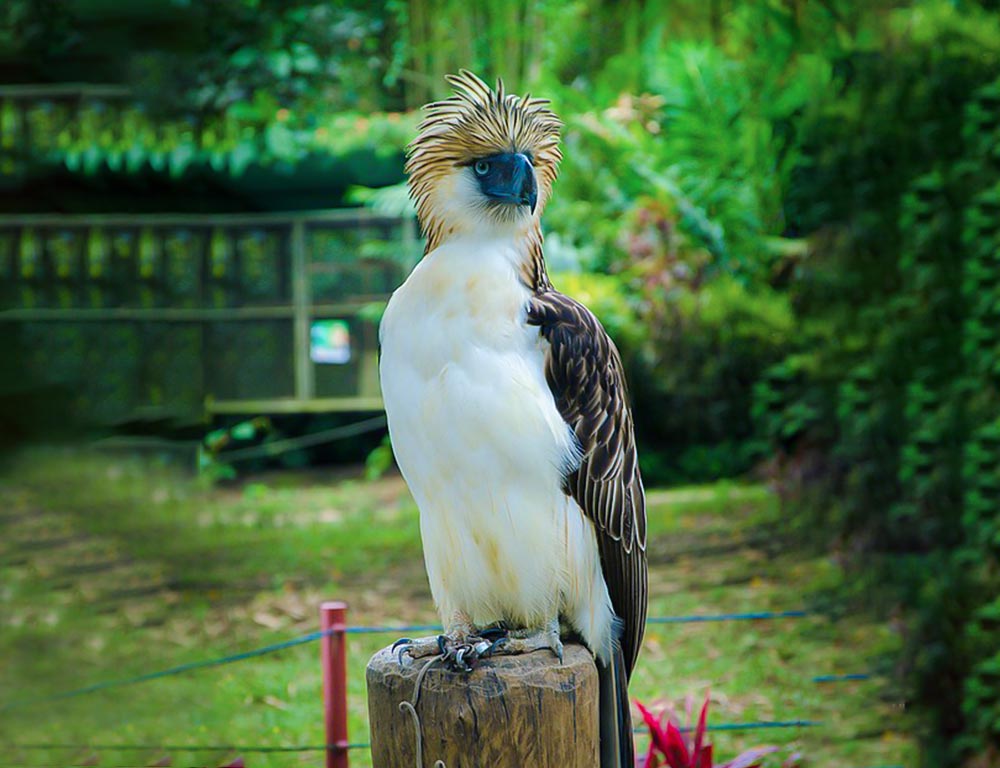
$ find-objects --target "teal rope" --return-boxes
[1,610,811,711]
[13,743,369,752]
[347,610,810,635]
[647,609,806,624]
[813,672,871,682]
[0,629,333,712]
[634,719,820,733]
[701,719,819,732]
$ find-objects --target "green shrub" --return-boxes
[555,261,794,485]
[632,272,794,484]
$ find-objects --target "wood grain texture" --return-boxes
[366,642,599,768]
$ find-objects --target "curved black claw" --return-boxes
[478,626,508,642]
[391,636,442,666]
[484,636,508,658]
[392,637,413,666]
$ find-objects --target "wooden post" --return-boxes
[290,216,313,402]
[366,642,599,768]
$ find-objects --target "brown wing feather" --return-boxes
[527,290,647,678]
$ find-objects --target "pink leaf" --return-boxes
[637,700,671,756]
[699,744,714,768]
[663,720,691,768]
[693,691,710,759]
[643,735,661,768]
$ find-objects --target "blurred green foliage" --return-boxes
[752,3,1000,764]
[3,1,1000,761]
[0,0,415,180]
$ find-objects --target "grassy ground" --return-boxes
[0,447,917,768]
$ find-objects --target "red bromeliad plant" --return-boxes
[636,694,796,768]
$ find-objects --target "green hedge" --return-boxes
[756,8,1000,762]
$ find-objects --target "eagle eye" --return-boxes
[473,159,491,176]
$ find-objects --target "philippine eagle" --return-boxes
[379,71,647,767]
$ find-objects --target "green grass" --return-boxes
[0,448,917,767]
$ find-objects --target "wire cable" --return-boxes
[0,629,334,711]
[214,414,387,463]
[1,609,811,711]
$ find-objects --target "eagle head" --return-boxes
[406,70,562,252]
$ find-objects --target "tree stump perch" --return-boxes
[366,641,599,768]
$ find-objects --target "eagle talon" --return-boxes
[391,635,447,664]
[392,638,412,667]
[484,619,563,662]
[485,636,508,657]
[425,636,499,673]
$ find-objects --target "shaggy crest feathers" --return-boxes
[406,70,562,256]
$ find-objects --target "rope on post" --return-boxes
[397,655,449,768]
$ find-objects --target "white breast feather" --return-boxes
[379,237,615,661]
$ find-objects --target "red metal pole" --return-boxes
[321,601,349,768]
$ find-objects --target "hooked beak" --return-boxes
[478,152,538,214]
[514,153,538,214]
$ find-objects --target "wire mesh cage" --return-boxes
[0,209,419,425]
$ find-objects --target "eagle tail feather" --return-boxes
[598,629,634,768]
